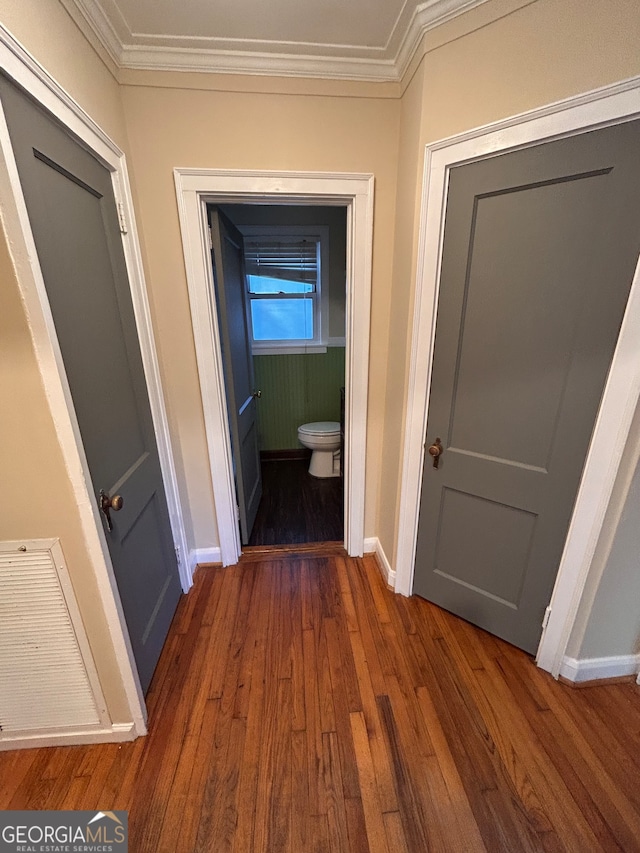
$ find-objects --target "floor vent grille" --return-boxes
[0,539,107,737]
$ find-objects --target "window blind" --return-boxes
[244,239,318,284]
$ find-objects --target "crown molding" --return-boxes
[118,45,398,82]
[395,0,491,80]
[63,0,494,83]
[59,0,123,67]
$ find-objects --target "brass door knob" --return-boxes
[428,438,443,469]
[99,490,124,532]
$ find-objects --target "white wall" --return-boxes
[567,404,640,661]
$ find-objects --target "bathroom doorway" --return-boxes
[175,168,373,567]
[213,203,347,547]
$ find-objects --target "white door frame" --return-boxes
[396,75,640,677]
[174,169,374,565]
[0,24,189,736]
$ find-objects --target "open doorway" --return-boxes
[211,203,347,547]
[174,168,373,568]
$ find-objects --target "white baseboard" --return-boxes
[189,546,222,576]
[0,721,139,752]
[364,537,396,588]
[560,653,640,683]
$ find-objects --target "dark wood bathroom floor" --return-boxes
[248,459,343,546]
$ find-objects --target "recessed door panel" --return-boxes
[449,173,608,470]
[434,488,537,608]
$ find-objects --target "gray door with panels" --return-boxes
[208,207,262,545]
[413,119,640,654]
[0,74,182,693]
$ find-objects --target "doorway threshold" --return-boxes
[240,541,347,562]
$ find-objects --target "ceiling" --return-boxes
[63,0,491,82]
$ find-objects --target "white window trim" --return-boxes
[395,74,640,680]
[239,224,330,355]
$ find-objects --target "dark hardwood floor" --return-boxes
[2,549,640,851]
[248,459,343,546]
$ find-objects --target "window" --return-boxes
[242,226,329,353]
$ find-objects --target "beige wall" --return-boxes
[119,80,400,547]
[381,0,640,569]
[0,0,127,146]
[378,65,426,554]
[0,0,133,722]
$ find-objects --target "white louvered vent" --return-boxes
[0,540,106,736]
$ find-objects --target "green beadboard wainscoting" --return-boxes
[254,348,345,450]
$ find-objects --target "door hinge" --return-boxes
[208,225,213,250]
[175,546,181,566]
[236,505,240,521]
[117,201,128,234]
[542,606,552,630]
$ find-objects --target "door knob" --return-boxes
[99,489,124,532]
[428,438,443,469]
[253,389,262,399]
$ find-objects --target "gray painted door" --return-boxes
[208,208,262,544]
[0,75,182,693]
[413,119,640,654]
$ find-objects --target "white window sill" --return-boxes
[252,344,328,355]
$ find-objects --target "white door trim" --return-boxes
[396,74,640,677]
[0,24,188,734]
[174,169,374,565]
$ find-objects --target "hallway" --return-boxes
[2,549,640,851]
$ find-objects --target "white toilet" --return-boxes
[297,421,341,478]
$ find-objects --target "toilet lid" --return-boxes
[298,421,340,435]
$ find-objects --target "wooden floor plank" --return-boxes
[347,627,398,814]
[382,810,410,853]
[349,710,390,853]
[232,567,272,853]
[321,730,350,852]
[344,796,370,853]
[290,729,310,853]
[2,551,640,853]
[415,685,488,852]
[0,748,40,805]
[324,615,362,799]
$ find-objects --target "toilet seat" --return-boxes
[298,421,340,436]
[297,421,341,477]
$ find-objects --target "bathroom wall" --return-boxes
[254,348,345,450]
[222,205,346,451]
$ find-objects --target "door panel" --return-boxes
[0,75,182,693]
[209,208,262,544]
[414,120,640,653]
